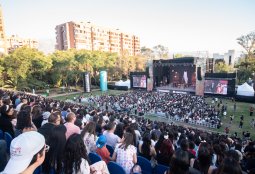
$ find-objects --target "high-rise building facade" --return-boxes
[55,21,140,56]
[0,5,6,54]
[6,35,38,53]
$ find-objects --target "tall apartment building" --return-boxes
[55,21,140,56]
[0,5,6,54]
[6,35,38,53]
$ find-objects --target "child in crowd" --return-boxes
[96,135,113,164]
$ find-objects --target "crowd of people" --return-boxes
[0,89,254,174]
[87,91,221,127]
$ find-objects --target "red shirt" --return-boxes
[96,146,111,164]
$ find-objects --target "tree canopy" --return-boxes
[0,47,146,90]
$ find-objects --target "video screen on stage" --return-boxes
[204,80,228,95]
[132,75,147,88]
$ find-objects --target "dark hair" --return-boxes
[64,134,89,174]
[48,112,61,124]
[43,125,67,174]
[216,157,242,174]
[114,123,124,138]
[107,122,116,131]
[180,139,189,151]
[141,133,151,158]
[29,146,44,166]
[125,126,136,146]
[74,119,83,130]
[169,150,190,174]
[20,104,31,113]
[197,142,213,173]
[16,110,32,130]
[151,131,158,141]
[81,121,96,138]
[120,132,134,150]
[31,105,42,119]
[0,104,13,117]
[155,132,166,154]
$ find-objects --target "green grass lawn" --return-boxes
[51,89,129,100]
[52,90,255,140]
[205,97,255,140]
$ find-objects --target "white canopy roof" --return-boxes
[236,82,254,97]
[115,79,130,88]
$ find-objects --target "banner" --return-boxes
[83,72,91,93]
[100,71,108,91]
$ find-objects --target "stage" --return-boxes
[156,84,196,93]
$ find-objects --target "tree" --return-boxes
[174,53,184,58]
[140,46,154,59]
[214,62,234,73]
[237,31,255,60]
[3,47,51,89]
[49,50,75,87]
[153,45,169,59]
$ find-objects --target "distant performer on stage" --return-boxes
[183,71,188,84]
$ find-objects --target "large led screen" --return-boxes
[132,75,147,88]
[204,80,228,95]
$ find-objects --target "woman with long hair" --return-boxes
[114,123,124,139]
[165,150,190,174]
[63,133,90,174]
[138,133,156,161]
[190,142,216,174]
[63,133,109,174]
[215,157,242,174]
[0,104,15,137]
[112,132,137,174]
[31,105,43,129]
[81,121,97,153]
[42,125,66,173]
[15,109,37,137]
[157,138,174,166]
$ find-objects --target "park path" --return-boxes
[48,91,82,98]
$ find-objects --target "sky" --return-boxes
[1,0,255,54]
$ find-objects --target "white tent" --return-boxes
[115,79,131,88]
[236,82,254,97]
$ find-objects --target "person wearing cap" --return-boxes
[96,135,113,164]
[2,131,47,174]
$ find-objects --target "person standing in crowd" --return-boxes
[233,102,237,113]
[112,132,137,174]
[249,105,254,116]
[15,109,37,137]
[64,112,80,140]
[38,112,62,144]
[103,122,120,148]
[96,135,113,164]
[239,120,243,129]
[81,121,97,153]
[63,133,109,174]
[42,125,66,174]
[225,127,229,134]
[31,105,43,129]
[0,104,15,137]
[229,114,234,124]
[240,115,244,121]
[190,142,216,174]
